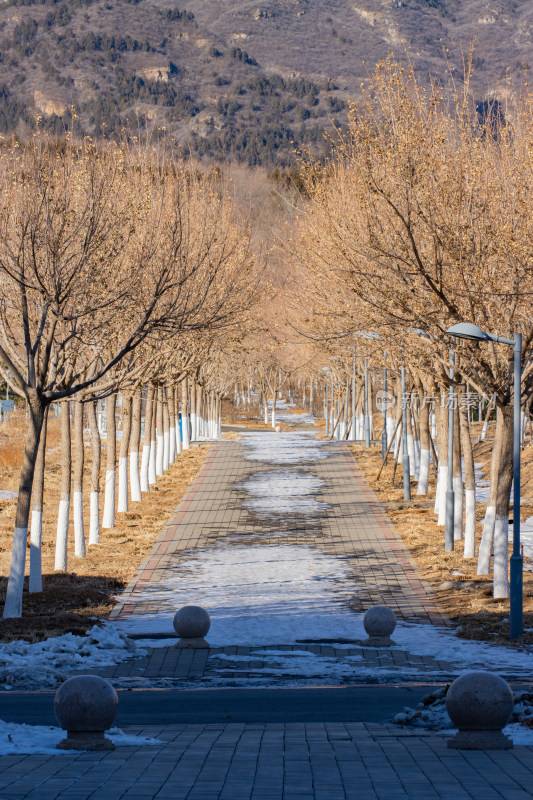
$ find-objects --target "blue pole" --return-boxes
[382,362,388,462]
[401,367,411,501]
[510,332,523,639]
[364,360,370,448]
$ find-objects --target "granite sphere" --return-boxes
[55,675,118,733]
[363,606,396,638]
[173,606,211,639]
[447,671,514,731]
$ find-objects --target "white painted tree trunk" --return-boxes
[140,445,150,493]
[453,475,463,540]
[387,416,397,453]
[55,402,71,570]
[7,527,29,613]
[29,406,48,592]
[29,510,43,594]
[163,430,170,471]
[156,389,164,476]
[149,437,157,483]
[169,425,176,463]
[55,499,70,571]
[130,451,141,502]
[464,488,476,557]
[182,414,190,450]
[87,401,101,545]
[407,432,416,477]
[477,505,495,574]
[417,449,430,495]
[102,469,116,528]
[73,491,85,557]
[89,491,100,545]
[129,391,142,502]
[118,457,128,512]
[437,465,448,525]
[493,516,510,598]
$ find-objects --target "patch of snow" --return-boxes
[242,432,330,465]
[0,490,17,500]
[393,687,533,745]
[0,625,142,690]
[392,621,533,677]
[114,543,362,642]
[0,719,162,755]
[239,469,328,518]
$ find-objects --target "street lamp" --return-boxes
[446,322,523,639]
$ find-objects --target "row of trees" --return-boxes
[283,60,533,601]
[0,133,257,618]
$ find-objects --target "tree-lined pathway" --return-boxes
[102,431,451,685]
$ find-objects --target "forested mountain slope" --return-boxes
[0,0,530,164]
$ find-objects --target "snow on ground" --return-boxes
[0,720,162,755]
[393,687,533,745]
[0,490,17,500]
[114,543,361,641]
[0,625,143,690]
[242,431,330,465]
[267,398,316,426]
[239,469,328,518]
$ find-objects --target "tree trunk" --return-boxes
[73,400,86,558]
[156,388,164,476]
[477,408,503,575]
[459,393,476,558]
[196,383,203,438]
[493,404,513,599]
[118,393,132,513]
[87,400,101,545]
[102,394,117,529]
[3,395,46,617]
[271,393,277,428]
[140,384,153,492]
[417,395,431,495]
[181,378,190,450]
[149,385,157,484]
[55,401,71,571]
[163,388,170,470]
[480,396,494,441]
[29,405,49,593]
[130,389,142,502]
[169,387,176,463]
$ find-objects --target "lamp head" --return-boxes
[445,323,492,342]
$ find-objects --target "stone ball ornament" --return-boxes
[173,605,211,648]
[55,675,118,751]
[446,671,514,749]
[363,606,396,646]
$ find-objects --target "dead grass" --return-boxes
[0,412,208,642]
[350,433,533,647]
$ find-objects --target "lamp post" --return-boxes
[445,348,455,552]
[446,322,523,639]
[350,350,357,441]
[364,359,371,447]
[382,355,388,462]
[401,367,411,501]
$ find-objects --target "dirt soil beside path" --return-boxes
[0,411,208,642]
[350,439,533,647]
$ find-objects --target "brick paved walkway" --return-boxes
[100,433,450,685]
[110,436,441,627]
[2,723,533,800]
